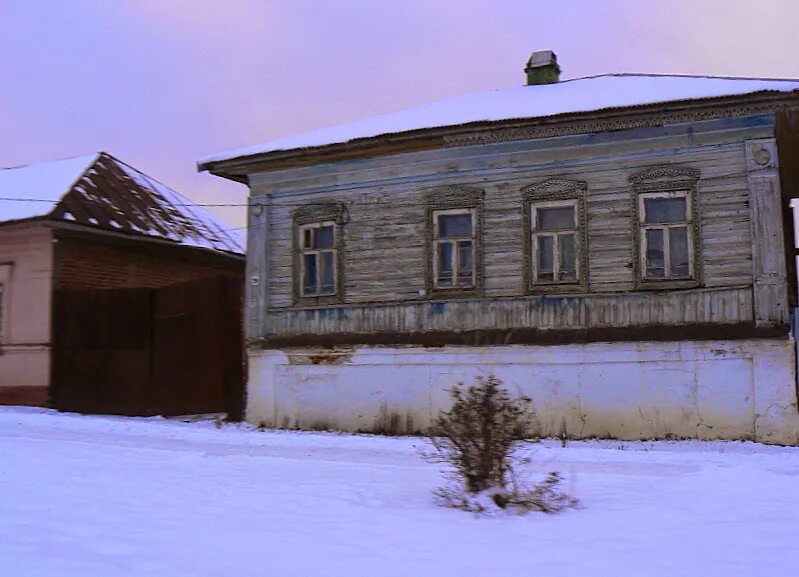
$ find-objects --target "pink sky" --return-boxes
[2,0,798,227]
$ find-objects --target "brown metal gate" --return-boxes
[51,276,244,419]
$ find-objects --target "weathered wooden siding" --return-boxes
[266,286,752,336]
[745,139,789,325]
[248,114,785,338]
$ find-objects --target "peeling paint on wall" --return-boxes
[286,347,356,365]
[247,338,799,445]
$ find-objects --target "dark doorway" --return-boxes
[51,276,244,420]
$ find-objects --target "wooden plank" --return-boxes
[248,115,772,192]
[51,288,152,414]
[746,139,789,326]
[254,123,775,320]
[247,193,268,340]
[264,286,753,336]
[52,278,244,418]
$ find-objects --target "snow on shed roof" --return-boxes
[107,157,244,254]
[0,153,243,255]
[0,153,99,222]
[199,74,799,166]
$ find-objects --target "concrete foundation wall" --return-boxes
[246,338,799,445]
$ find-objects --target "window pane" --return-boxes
[320,251,335,294]
[644,197,686,224]
[538,206,574,232]
[316,225,335,249]
[645,229,665,277]
[537,235,554,280]
[302,228,313,249]
[669,227,690,277]
[559,233,576,280]
[438,213,473,238]
[457,241,473,285]
[437,242,453,285]
[302,253,318,294]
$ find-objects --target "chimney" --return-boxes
[525,50,560,85]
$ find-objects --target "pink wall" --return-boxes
[0,222,53,405]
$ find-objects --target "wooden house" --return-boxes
[0,152,245,417]
[200,52,799,443]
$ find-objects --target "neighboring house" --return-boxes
[0,152,245,414]
[199,51,799,443]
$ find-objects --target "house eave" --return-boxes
[0,216,50,230]
[199,91,799,180]
[45,219,245,262]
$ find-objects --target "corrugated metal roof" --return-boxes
[1,153,243,255]
[199,73,799,166]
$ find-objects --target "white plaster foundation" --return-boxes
[246,338,799,445]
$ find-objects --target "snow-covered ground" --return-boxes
[1,408,798,577]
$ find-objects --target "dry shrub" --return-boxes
[422,375,577,515]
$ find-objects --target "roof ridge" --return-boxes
[105,155,244,250]
[562,72,799,83]
[1,151,100,172]
[49,153,102,219]
[199,74,799,168]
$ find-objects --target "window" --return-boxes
[299,221,337,296]
[531,201,579,283]
[433,209,475,289]
[630,166,701,288]
[639,192,692,279]
[425,186,484,296]
[292,202,344,303]
[522,179,587,292]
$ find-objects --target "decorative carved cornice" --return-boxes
[424,185,484,209]
[629,166,700,185]
[522,178,587,201]
[292,202,345,225]
[203,95,799,179]
[443,99,797,148]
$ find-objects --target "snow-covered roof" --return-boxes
[0,154,99,222]
[0,153,244,255]
[199,74,799,166]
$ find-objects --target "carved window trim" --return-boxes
[629,166,702,290]
[292,202,345,305]
[522,179,588,294]
[298,221,338,297]
[432,207,477,290]
[424,186,484,298]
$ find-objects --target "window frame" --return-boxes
[425,186,484,298]
[630,166,701,290]
[530,199,581,285]
[522,179,588,294]
[638,191,694,281]
[298,221,338,298]
[292,203,345,305]
[432,207,477,290]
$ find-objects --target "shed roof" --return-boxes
[0,153,243,255]
[0,153,99,222]
[199,73,799,167]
